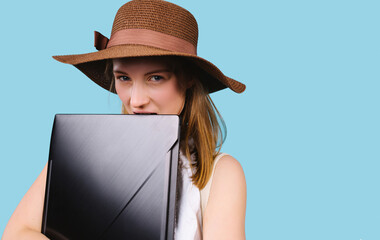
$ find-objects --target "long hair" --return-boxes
[106,56,226,189]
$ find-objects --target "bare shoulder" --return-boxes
[203,154,246,240]
[214,155,246,183]
[2,163,49,239]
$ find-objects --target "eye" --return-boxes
[150,75,164,82]
[116,75,130,82]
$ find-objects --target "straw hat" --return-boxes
[53,0,246,94]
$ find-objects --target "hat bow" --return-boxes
[94,29,197,55]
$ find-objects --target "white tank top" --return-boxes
[174,151,228,240]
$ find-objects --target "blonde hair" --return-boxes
[107,56,226,189]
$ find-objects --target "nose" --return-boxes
[130,82,150,109]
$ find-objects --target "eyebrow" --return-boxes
[112,69,171,76]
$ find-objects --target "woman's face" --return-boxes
[113,58,186,115]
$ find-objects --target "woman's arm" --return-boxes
[2,163,49,240]
[203,155,247,240]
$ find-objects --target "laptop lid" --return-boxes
[42,114,180,240]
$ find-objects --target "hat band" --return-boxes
[100,29,197,55]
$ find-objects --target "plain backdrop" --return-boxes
[1,0,379,239]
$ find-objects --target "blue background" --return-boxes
[1,0,379,239]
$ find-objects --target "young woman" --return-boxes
[3,0,246,239]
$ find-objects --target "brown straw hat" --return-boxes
[53,0,246,94]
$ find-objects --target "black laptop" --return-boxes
[42,114,180,240]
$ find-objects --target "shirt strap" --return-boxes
[200,153,229,218]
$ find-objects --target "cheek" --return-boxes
[152,82,185,111]
[115,82,130,105]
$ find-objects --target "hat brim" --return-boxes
[53,44,246,94]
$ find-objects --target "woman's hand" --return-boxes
[203,155,247,240]
[2,164,49,240]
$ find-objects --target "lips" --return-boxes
[133,111,157,115]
